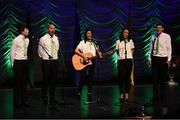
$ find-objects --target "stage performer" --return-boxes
[148,24,172,105]
[74,29,102,103]
[38,23,59,109]
[10,26,30,109]
[116,28,135,102]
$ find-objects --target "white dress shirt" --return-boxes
[77,40,96,56]
[38,34,59,60]
[116,39,134,60]
[10,34,29,66]
[149,32,172,61]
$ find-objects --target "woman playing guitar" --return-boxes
[74,29,103,103]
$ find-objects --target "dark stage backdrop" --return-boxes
[0,0,179,85]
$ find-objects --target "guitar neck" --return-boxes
[88,56,97,60]
[102,49,115,56]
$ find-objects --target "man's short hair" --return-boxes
[48,23,55,28]
[156,23,164,28]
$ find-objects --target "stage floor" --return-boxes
[0,83,180,119]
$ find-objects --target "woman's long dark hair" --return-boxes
[84,29,93,43]
[119,28,132,42]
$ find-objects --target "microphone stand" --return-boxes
[38,38,59,111]
[85,40,108,109]
[57,37,67,73]
[125,39,127,59]
[38,42,53,60]
[56,37,72,109]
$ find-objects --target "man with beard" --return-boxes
[38,24,59,110]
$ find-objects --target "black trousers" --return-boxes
[152,56,168,103]
[13,60,28,107]
[118,59,133,94]
[41,60,58,104]
[78,59,95,94]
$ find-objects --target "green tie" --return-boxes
[23,38,27,57]
[155,36,159,54]
[51,37,55,58]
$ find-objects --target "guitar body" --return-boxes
[72,53,93,71]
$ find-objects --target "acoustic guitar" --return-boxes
[72,50,114,71]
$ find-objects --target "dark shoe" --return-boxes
[144,100,155,107]
[161,106,168,116]
[120,98,124,103]
[88,93,92,101]
[85,101,92,104]
[76,93,81,100]
[21,102,30,107]
[85,94,92,104]
[49,104,55,111]
[49,104,59,112]
[86,99,92,104]
[42,99,48,105]
[51,99,59,105]
[14,104,23,109]
[124,99,128,103]
[150,97,159,102]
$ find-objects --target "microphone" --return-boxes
[125,39,128,43]
[124,38,127,59]
[91,38,98,44]
[153,35,158,42]
[154,37,157,42]
[124,36,128,43]
[54,34,58,37]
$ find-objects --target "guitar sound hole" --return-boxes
[83,60,89,65]
[80,58,89,65]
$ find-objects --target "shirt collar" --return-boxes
[47,33,55,38]
[159,32,164,37]
[156,32,164,37]
[19,34,26,39]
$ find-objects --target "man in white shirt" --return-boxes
[148,24,172,104]
[38,24,59,109]
[10,26,29,109]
